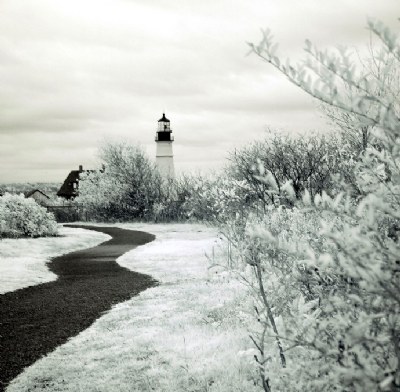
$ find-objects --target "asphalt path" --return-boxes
[0,225,157,391]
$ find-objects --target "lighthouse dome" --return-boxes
[158,113,170,122]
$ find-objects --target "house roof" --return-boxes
[25,189,50,199]
[57,170,81,198]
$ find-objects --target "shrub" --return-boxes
[0,193,58,238]
[150,176,194,222]
[181,173,254,225]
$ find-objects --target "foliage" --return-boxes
[191,21,400,391]
[180,173,254,227]
[212,19,400,391]
[150,175,194,222]
[228,130,357,204]
[0,193,58,238]
[320,34,400,154]
[78,142,163,221]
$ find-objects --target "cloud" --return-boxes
[0,0,398,182]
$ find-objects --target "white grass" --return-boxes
[7,223,257,392]
[0,226,110,294]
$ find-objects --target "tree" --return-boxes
[79,142,163,221]
[228,130,355,204]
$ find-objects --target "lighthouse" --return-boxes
[155,113,175,178]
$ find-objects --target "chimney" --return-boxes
[79,165,83,172]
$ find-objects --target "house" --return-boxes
[25,189,51,206]
[57,165,86,200]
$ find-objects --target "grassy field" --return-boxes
[5,223,257,392]
[0,227,109,294]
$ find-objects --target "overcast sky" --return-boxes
[0,0,398,183]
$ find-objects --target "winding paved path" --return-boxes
[0,225,157,391]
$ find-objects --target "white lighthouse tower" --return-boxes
[155,113,175,178]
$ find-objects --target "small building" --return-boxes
[25,189,51,206]
[57,165,86,200]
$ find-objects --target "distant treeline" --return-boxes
[0,183,61,197]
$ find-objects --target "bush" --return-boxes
[180,173,254,226]
[0,193,58,238]
[149,176,194,222]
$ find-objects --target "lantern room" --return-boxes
[158,113,171,132]
[155,113,174,142]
